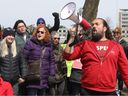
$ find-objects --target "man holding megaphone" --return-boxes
[63,16,128,95]
[61,2,128,95]
[60,2,91,46]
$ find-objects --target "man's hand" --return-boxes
[18,78,25,84]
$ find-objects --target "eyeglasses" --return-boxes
[113,32,121,35]
[17,25,25,29]
[53,37,60,40]
[37,31,45,34]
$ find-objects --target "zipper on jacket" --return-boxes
[100,61,103,65]
[100,47,114,64]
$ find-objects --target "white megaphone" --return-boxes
[60,2,79,24]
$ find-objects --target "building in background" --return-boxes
[58,27,68,44]
[119,9,128,37]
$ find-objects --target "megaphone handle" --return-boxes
[69,23,79,47]
[69,37,78,47]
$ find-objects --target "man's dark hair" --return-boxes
[13,20,26,30]
[98,18,113,40]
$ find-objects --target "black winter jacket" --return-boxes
[0,43,27,85]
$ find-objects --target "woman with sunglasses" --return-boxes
[23,25,55,96]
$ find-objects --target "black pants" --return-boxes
[69,82,81,95]
[80,87,117,96]
[117,73,123,90]
[18,82,27,95]
[27,88,47,96]
[68,68,82,96]
[48,80,66,95]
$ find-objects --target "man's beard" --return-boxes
[91,32,103,42]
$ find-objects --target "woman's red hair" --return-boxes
[33,24,50,42]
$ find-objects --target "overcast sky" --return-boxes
[0,0,128,29]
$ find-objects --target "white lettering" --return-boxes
[96,46,108,51]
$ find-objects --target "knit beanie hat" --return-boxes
[36,18,46,25]
[3,27,15,38]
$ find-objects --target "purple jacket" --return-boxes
[23,37,55,89]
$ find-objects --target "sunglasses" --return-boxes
[113,31,121,35]
[37,31,45,34]
[53,37,60,40]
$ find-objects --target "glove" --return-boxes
[52,12,59,18]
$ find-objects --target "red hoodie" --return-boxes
[63,39,128,92]
[79,17,91,31]
[0,77,14,96]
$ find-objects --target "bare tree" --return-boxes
[83,0,100,23]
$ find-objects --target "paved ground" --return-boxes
[121,87,128,96]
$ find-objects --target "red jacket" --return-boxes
[63,39,128,92]
[79,17,91,31]
[0,77,13,96]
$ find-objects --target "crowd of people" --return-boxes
[0,11,128,96]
